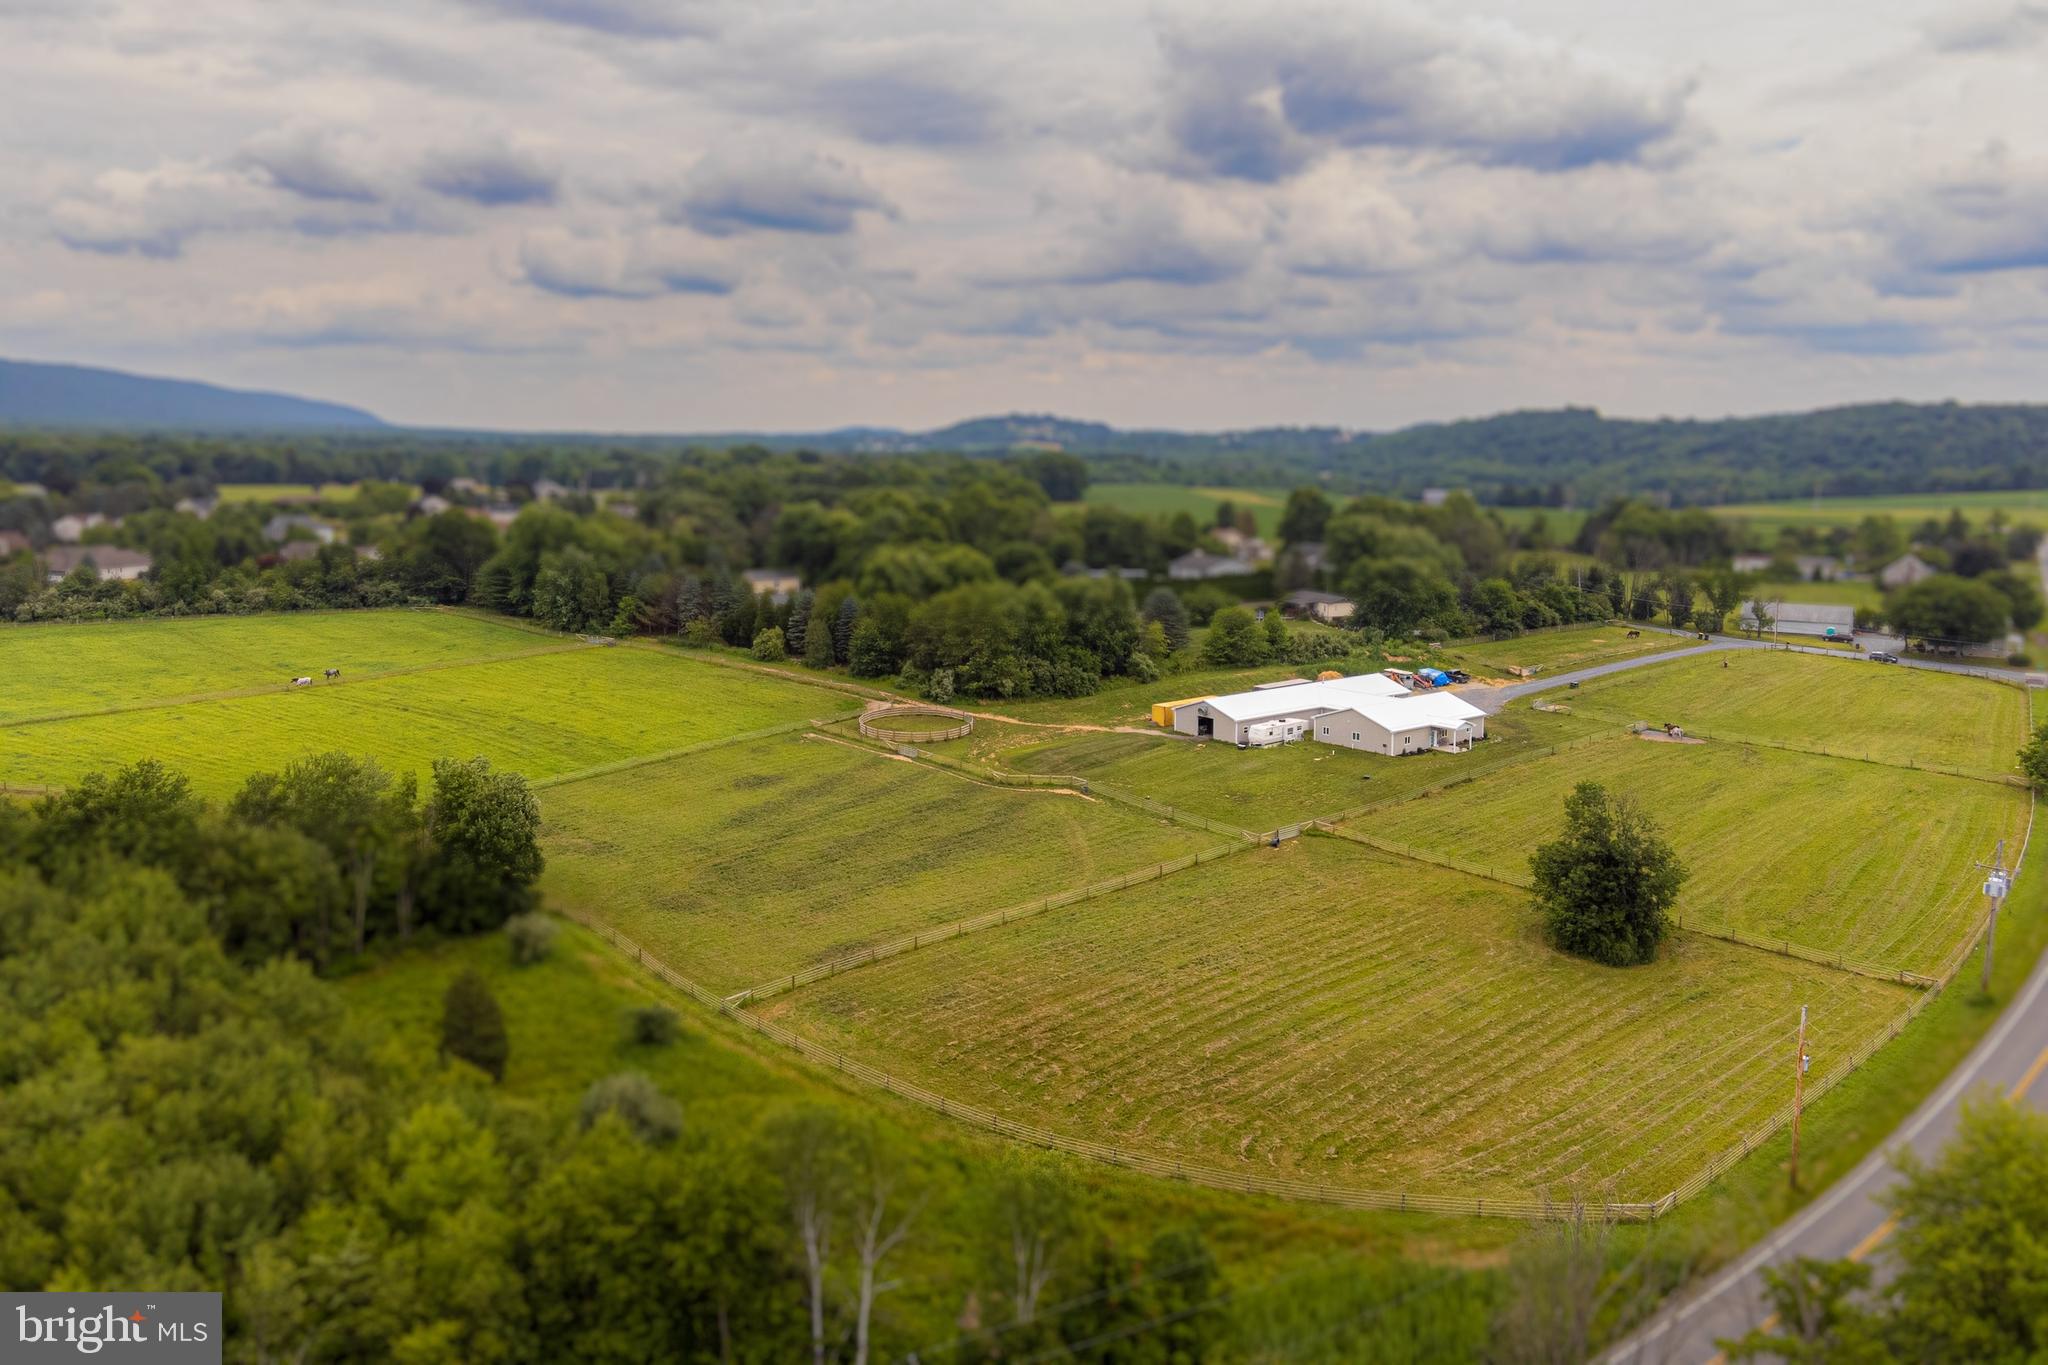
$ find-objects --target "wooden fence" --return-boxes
[857,705,974,744]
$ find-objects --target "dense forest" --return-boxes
[9,398,2048,504]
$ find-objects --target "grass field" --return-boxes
[1075,483,1292,537]
[1361,737,2026,976]
[1489,506,1591,543]
[1564,650,2028,779]
[763,838,1911,1199]
[2,646,855,795]
[1708,490,2048,537]
[216,481,412,503]
[0,610,555,722]
[1742,579,1884,612]
[996,706,1616,829]
[1437,625,1689,680]
[539,733,1213,992]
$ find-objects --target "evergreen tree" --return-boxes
[832,594,860,664]
[784,588,814,657]
[1139,587,1191,653]
[440,969,509,1081]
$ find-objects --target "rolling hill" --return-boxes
[0,357,384,430]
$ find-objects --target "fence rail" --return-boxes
[730,841,1246,1006]
[555,904,1668,1222]
[531,714,862,791]
[1563,706,2027,788]
[858,704,975,744]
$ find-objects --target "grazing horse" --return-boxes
[1626,629,1641,637]
[291,676,312,687]
[324,668,341,680]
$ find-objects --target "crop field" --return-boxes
[1564,650,2028,779]
[763,838,1910,1198]
[2,646,855,795]
[1075,483,1291,537]
[1360,737,2026,976]
[1438,625,1689,680]
[539,733,1213,992]
[1708,490,2048,537]
[998,706,1617,828]
[0,610,557,722]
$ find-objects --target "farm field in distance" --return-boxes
[1706,489,2048,537]
[0,609,556,721]
[1437,624,1689,680]
[1075,482,1291,537]
[761,838,1912,1199]
[1360,736,2026,977]
[539,732,1213,992]
[1564,649,2028,779]
[2,640,856,795]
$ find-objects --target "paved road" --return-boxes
[1465,629,2038,715]
[1598,553,2048,1362]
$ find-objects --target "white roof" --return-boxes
[1328,692,1488,733]
[1179,673,1411,722]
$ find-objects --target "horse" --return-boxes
[291,676,312,687]
[324,668,341,680]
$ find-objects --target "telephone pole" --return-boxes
[1976,839,2012,995]
[1789,1004,1810,1192]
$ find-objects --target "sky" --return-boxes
[1,0,2045,433]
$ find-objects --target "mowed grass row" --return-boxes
[0,609,557,723]
[764,839,1909,1199]
[998,707,1619,829]
[539,733,1213,993]
[1359,737,2027,977]
[1564,650,2028,779]
[1438,625,1689,681]
[1,648,854,796]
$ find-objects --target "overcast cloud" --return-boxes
[1,0,2044,431]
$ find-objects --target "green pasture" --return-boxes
[1361,737,2025,977]
[1742,579,1884,612]
[0,609,553,723]
[215,481,412,504]
[1438,624,1688,680]
[2,647,854,796]
[1076,483,1292,537]
[1708,490,2048,537]
[1564,650,2028,780]
[997,706,1617,829]
[539,733,1211,993]
[763,837,1910,1200]
[1489,506,1590,543]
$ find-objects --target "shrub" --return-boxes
[504,912,558,965]
[440,969,509,1081]
[579,1072,683,1145]
[926,667,956,704]
[627,1005,680,1046]
[2009,651,2033,668]
[751,625,788,661]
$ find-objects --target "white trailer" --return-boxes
[1240,717,1306,748]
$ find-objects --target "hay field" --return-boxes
[1000,707,1617,828]
[1564,650,2028,779]
[2,647,855,795]
[539,733,1213,992]
[0,610,555,722]
[1360,737,2025,977]
[764,838,1910,1199]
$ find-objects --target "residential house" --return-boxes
[1060,561,1148,580]
[531,478,572,501]
[174,495,219,519]
[1879,553,1936,590]
[1420,488,1450,507]
[1733,552,1844,580]
[263,513,338,545]
[275,540,323,563]
[41,545,152,583]
[1211,526,1272,563]
[413,494,452,517]
[477,504,520,530]
[1279,589,1355,625]
[1167,549,1253,580]
[0,529,29,558]
[447,477,490,496]
[50,512,108,543]
[742,568,803,604]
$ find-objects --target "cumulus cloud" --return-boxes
[667,152,891,235]
[48,159,408,258]
[1151,4,1690,181]
[419,140,560,206]
[1923,3,2048,53]
[1879,162,2048,274]
[240,129,384,204]
[518,228,738,298]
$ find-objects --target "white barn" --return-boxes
[1313,693,1489,756]
[1168,673,1412,745]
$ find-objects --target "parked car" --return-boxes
[1445,669,1472,684]
[1869,651,1900,663]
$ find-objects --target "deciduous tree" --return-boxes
[1529,782,1686,966]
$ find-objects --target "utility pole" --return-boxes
[1976,839,2012,995]
[1789,1004,1809,1192]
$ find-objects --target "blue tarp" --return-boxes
[1416,668,1451,686]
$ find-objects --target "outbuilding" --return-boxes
[1167,673,1411,744]
[1313,693,1489,756]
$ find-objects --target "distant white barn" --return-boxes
[1313,692,1489,756]
[1167,673,1413,746]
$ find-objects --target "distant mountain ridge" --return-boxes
[0,358,385,430]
